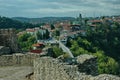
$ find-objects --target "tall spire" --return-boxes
[79,13,82,19]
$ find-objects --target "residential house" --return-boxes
[41,24,51,31]
[59,35,68,45]
[87,20,102,27]
[71,25,81,32]
[32,43,45,50]
[26,28,35,35]
[30,43,45,54]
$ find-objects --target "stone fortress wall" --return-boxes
[0,53,119,80]
[34,57,74,80]
[0,28,20,53]
[0,53,41,66]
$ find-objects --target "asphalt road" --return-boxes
[58,41,74,58]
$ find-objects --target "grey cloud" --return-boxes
[0,0,120,17]
[101,0,120,5]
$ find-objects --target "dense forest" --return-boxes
[66,21,120,75]
[0,16,37,29]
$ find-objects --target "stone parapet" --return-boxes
[34,57,74,80]
[0,53,41,66]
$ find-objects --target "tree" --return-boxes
[18,33,31,42]
[28,36,36,45]
[94,51,119,75]
[18,33,36,51]
[69,22,120,75]
[37,31,43,40]
[66,37,72,47]
[45,29,50,39]
[55,30,60,36]
[70,40,89,57]
[86,22,120,61]
[37,29,50,40]
[53,46,63,58]
[50,24,55,30]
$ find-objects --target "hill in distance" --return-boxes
[0,16,36,29]
[12,17,76,24]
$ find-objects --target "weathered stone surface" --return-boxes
[0,53,119,80]
[0,46,11,55]
[0,28,20,53]
[34,55,120,80]
[77,54,98,75]
[0,53,41,66]
[77,54,95,64]
[92,74,120,80]
[34,57,73,80]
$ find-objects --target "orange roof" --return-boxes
[89,20,102,23]
[26,29,35,32]
[32,43,44,47]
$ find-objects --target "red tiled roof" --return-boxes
[32,43,44,47]
[43,24,51,29]
[30,50,42,53]
[26,29,35,32]
[89,20,102,23]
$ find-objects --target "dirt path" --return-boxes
[0,66,33,80]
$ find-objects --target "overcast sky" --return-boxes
[0,0,120,18]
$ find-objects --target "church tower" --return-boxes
[79,13,82,24]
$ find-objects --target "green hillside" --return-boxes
[0,16,35,29]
